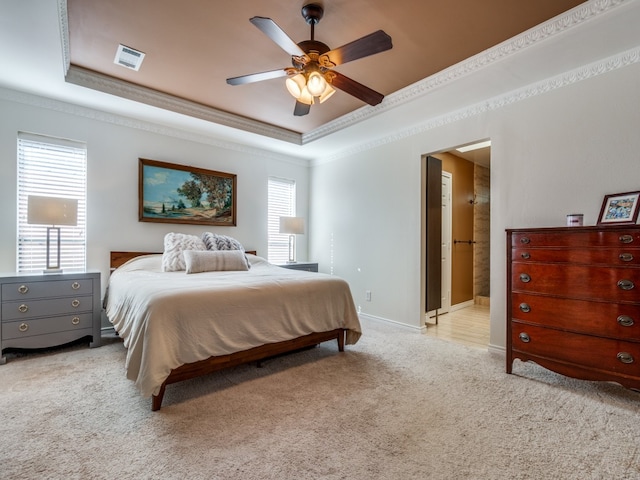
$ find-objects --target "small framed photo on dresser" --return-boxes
[597,191,640,226]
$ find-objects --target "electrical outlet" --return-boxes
[365,290,371,301]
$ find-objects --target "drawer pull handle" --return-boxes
[71,299,81,308]
[519,237,530,245]
[617,315,634,327]
[519,273,531,283]
[519,303,531,313]
[18,304,28,313]
[18,284,29,294]
[71,316,80,325]
[519,332,530,343]
[520,252,531,259]
[619,235,634,244]
[617,279,635,291]
[617,352,634,364]
[71,281,80,290]
[619,253,634,262]
[18,323,29,332]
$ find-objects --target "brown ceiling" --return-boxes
[67,0,586,135]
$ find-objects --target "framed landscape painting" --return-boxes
[139,158,236,226]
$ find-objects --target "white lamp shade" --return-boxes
[306,72,327,96]
[27,195,78,226]
[285,74,306,99]
[279,216,305,235]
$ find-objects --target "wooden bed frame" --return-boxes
[109,251,346,411]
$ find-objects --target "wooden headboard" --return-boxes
[110,250,257,270]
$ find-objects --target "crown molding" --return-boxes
[57,0,628,147]
[314,44,640,166]
[65,66,302,146]
[0,86,310,167]
[304,0,628,144]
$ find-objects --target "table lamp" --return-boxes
[279,216,304,263]
[27,195,78,273]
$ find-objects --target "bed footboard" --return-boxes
[151,328,346,411]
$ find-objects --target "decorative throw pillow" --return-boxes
[184,249,250,274]
[161,232,207,272]
[201,232,244,251]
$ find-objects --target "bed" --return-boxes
[105,250,361,411]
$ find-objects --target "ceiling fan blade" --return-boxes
[250,17,306,57]
[226,68,289,86]
[320,30,392,67]
[293,101,311,116]
[330,71,384,106]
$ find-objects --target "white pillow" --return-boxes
[184,250,250,274]
[202,232,244,251]
[161,232,207,272]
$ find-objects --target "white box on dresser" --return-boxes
[0,271,101,364]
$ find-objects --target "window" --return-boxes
[267,177,296,264]
[17,132,87,272]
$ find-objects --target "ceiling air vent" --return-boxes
[114,44,145,71]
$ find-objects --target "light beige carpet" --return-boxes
[1,317,639,480]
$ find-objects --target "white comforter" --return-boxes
[105,254,361,397]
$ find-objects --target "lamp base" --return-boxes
[43,267,62,274]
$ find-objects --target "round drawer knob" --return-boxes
[519,332,531,343]
[617,352,634,364]
[619,235,634,244]
[18,323,29,332]
[18,304,29,313]
[71,299,81,308]
[617,279,635,291]
[619,253,634,262]
[519,273,531,283]
[520,237,530,245]
[71,281,81,290]
[71,316,80,325]
[520,252,531,259]
[519,303,531,313]
[18,284,29,294]
[617,315,635,327]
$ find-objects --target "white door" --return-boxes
[440,172,452,314]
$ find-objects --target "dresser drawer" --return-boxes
[2,295,94,321]
[511,322,640,377]
[511,292,640,340]
[512,247,640,266]
[511,263,640,302]
[2,313,94,340]
[512,230,640,248]
[1,278,93,301]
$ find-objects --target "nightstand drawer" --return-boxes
[2,313,94,340]
[2,295,94,321]
[1,278,93,301]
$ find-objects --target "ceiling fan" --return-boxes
[226,3,393,116]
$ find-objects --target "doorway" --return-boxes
[424,142,490,346]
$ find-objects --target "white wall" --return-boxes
[310,61,640,350]
[0,92,310,300]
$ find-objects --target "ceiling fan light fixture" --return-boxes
[286,73,306,99]
[297,86,315,105]
[318,83,335,103]
[306,71,327,96]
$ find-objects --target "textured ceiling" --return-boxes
[66,0,586,137]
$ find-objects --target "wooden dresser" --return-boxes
[506,226,640,390]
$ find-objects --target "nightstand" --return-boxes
[0,271,102,364]
[278,262,319,273]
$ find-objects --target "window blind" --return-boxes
[17,132,87,272]
[267,177,296,264]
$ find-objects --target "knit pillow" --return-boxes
[161,232,207,272]
[184,250,250,274]
[201,232,244,251]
